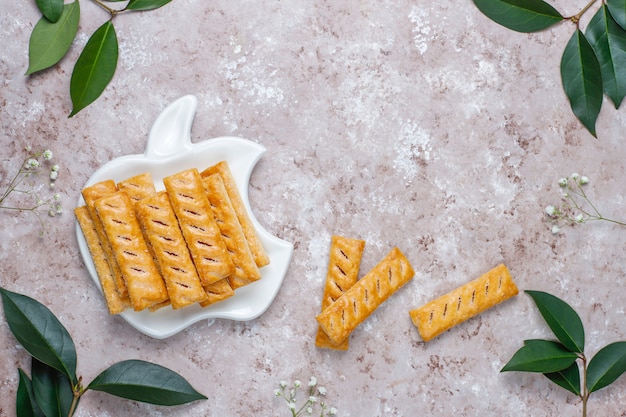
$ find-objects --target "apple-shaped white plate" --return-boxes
[75,95,294,339]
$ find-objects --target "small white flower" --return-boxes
[48,208,56,217]
[571,172,580,180]
[318,386,327,396]
[579,176,589,185]
[53,193,61,201]
[294,380,301,388]
[280,380,287,388]
[575,214,584,223]
[289,402,296,410]
[329,407,338,415]
[551,225,560,235]
[50,170,58,180]
[43,149,53,160]
[558,178,568,187]
[54,204,62,214]
[545,205,556,217]
[307,406,313,414]
[26,158,39,168]
[51,164,59,172]
[309,395,317,403]
[309,376,317,387]
[274,389,280,397]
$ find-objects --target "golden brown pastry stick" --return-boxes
[81,180,129,302]
[409,264,518,342]
[202,174,261,290]
[164,168,234,285]
[316,247,415,345]
[315,236,365,351]
[135,191,208,309]
[74,206,130,314]
[200,161,270,268]
[199,278,235,307]
[117,172,156,202]
[95,191,168,311]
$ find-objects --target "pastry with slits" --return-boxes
[409,263,518,342]
[164,168,234,285]
[94,190,168,311]
[202,173,261,290]
[316,247,415,345]
[135,191,208,309]
[315,235,365,350]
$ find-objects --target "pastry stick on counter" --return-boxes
[409,264,518,342]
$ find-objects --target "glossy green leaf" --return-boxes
[36,0,64,23]
[88,360,207,406]
[26,1,80,75]
[501,339,578,373]
[0,287,77,384]
[473,0,563,33]
[126,0,172,11]
[587,341,626,393]
[560,29,604,137]
[69,20,118,117]
[525,290,585,353]
[544,361,581,396]
[16,369,45,417]
[607,0,626,31]
[31,359,75,417]
[586,5,626,108]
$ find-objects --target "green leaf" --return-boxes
[36,0,64,23]
[544,361,581,396]
[87,360,207,406]
[126,0,172,11]
[587,341,626,393]
[607,0,626,31]
[26,1,80,75]
[560,29,604,137]
[501,339,578,373]
[31,359,75,417]
[0,287,77,384]
[525,290,585,353]
[473,0,563,33]
[69,20,118,117]
[16,369,45,417]
[586,5,626,108]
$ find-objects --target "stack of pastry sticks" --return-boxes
[75,161,270,314]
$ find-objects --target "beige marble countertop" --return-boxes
[2,0,626,416]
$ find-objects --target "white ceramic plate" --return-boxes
[75,95,293,339]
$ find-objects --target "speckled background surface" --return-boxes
[2,0,626,416]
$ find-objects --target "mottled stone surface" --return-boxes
[2,1,626,416]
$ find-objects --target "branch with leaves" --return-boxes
[0,287,206,416]
[473,0,626,137]
[27,0,172,117]
[501,290,626,417]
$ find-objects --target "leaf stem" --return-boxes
[579,354,588,417]
[90,0,125,16]
[566,0,600,25]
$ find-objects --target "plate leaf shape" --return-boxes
[69,20,118,117]
[26,1,80,75]
[587,341,626,393]
[0,287,77,384]
[16,369,45,417]
[36,0,64,23]
[87,360,207,405]
[607,0,626,31]
[473,0,563,33]
[31,359,76,417]
[501,339,579,373]
[544,361,581,395]
[526,290,585,353]
[586,4,626,108]
[126,0,172,11]
[560,29,604,137]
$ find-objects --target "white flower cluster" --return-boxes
[275,376,337,416]
[544,173,624,233]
